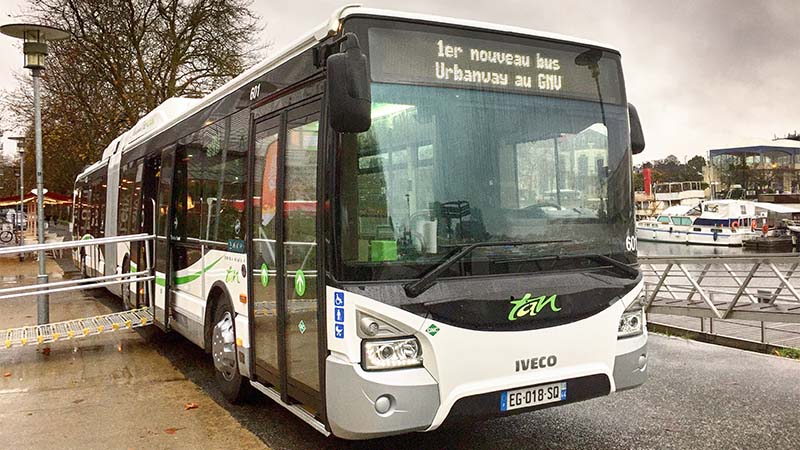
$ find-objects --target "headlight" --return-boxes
[362,337,423,370]
[618,308,644,338]
[356,311,404,338]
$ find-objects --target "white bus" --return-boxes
[71,6,648,439]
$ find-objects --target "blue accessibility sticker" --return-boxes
[334,307,344,323]
[334,291,344,307]
[499,391,508,412]
[334,323,344,339]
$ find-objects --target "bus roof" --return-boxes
[112,5,620,159]
[341,7,620,53]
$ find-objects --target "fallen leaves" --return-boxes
[184,402,199,410]
[2,372,10,378]
[164,428,178,435]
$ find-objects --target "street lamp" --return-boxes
[1,23,69,325]
[8,136,25,252]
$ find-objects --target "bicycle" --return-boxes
[0,229,13,243]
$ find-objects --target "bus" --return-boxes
[71,6,647,439]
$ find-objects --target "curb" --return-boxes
[648,321,799,359]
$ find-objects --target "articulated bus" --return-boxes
[71,6,647,439]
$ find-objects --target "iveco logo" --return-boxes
[515,355,557,372]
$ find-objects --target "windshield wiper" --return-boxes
[403,240,573,298]
[491,252,638,279]
[586,254,639,278]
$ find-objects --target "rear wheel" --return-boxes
[212,299,249,403]
[0,230,13,243]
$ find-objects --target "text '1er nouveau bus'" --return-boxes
[71,6,648,439]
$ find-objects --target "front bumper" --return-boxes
[326,357,440,440]
[612,340,648,391]
[326,338,648,440]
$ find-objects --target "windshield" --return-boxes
[334,20,635,282]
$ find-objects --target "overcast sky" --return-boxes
[1,0,798,163]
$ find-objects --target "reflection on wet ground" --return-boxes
[0,262,266,449]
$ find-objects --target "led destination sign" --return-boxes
[367,27,623,104]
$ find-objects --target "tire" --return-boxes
[211,299,249,403]
[0,230,12,243]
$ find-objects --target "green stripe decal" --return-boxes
[173,257,224,285]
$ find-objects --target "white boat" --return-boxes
[635,181,706,220]
[636,200,761,246]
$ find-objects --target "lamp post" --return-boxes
[8,136,25,254]
[1,23,69,325]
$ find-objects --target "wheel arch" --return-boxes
[204,281,233,353]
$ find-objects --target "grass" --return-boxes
[773,347,800,360]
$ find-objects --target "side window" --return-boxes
[81,183,91,237]
[131,162,143,233]
[251,116,280,371]
[74,181,86,238]
[185,143,204,242]
[172,142,205,243]
[155,148,173,273]
[118,162,138,236]
[88,172,107,238]
[657,216,670,224]
[99,173,108,236]
[204,110,248,244]
[283,103,321,391]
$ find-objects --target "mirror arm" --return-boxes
[314,32,361,68]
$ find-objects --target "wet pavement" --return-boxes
[0,258,266,450]
[162,329,800,450]
[1,249,799,449]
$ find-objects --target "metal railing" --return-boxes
[640,253,800,324]
[0,233,155,304]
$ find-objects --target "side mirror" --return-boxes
[629,103,645,155]
[327,33,371,133]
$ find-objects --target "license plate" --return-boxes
[500,382,567,412]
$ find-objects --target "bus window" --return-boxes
[176,142,204,243]
[252,117,280,379]
[203,111,248,245]
[284,106,321,393]
[118,162,138,236]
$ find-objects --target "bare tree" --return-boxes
[3,0,264,194]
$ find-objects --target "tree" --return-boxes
[680,155,706,181]
[2,0,264,194]
[0,154,21,199]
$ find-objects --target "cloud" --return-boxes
[1,0,796,163]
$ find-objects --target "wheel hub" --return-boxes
[212,311,237,381]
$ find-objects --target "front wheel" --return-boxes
[0,230,13,243]
[212,300,249,403]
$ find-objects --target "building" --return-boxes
[709,139,800,196]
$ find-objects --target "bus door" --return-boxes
[250,99,323,411]
[134,156,160,308]
[154,147,176,330]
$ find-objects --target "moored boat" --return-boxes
[636,200,761,246]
